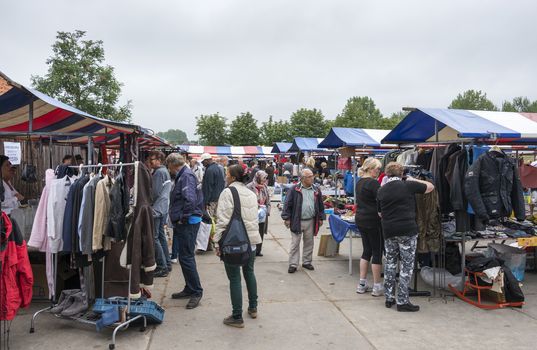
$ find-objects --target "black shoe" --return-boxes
[302,264,314,271]
[288,266,297,273]
[256,253,263,257]
[223,315,244,328]
[397,303,420,312]
[385,299,396,309]
[247,308,258,319]
[186,296,202,309]
[154,269,169,278]
[167,266,172,273]
[171,290,193,299]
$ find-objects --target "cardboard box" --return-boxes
[277,176,288,184]
[517,237,537,247]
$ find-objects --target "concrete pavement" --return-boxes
[7,207,537,349]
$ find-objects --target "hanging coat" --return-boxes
[416,186,441,253]
[121,162,156,298]
[1,212,33,320]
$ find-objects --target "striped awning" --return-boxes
[0,71,140,144]
[382,108,537,144]
[179,145,274,156]
[319,128,391,148]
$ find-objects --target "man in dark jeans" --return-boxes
[149,151,173,277]
[167,153,205,309]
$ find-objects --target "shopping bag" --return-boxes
[196,221,211,251]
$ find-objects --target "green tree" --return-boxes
[31,30,132,122]
[228,112,260,145]
[289,108,329,138]
[260,116,293,145]
[502,96,537,112]
[334,96,383,128]
[156,129,189,145]
[376,111,407,129]
[195,113,228,145]
[449,90,497,111]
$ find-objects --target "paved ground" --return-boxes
[8,206,537,350]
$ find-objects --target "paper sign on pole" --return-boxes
[3,142,22,165]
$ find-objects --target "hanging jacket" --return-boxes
[47,175,74,253]
[281,183,326,236]
[464,151,525,221]
[107,171,129,241]
[437,144,461,214]
[415,187,441,253]
[1,212,33,320]
[93,175,114,251]
[122,162,156,298]
[28,169,55,252]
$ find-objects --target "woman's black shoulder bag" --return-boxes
[219,186,252,266]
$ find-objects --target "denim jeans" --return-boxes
[171,229,179,260]
[175,223,203,297]
[154,216,171,271]
[224,252,257,317]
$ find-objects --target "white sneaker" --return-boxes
[171,258,178,264]
[371,285,384,297]
[356,283,370,294]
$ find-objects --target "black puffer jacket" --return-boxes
[464,151,525,221]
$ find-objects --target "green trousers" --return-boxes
[224,252,257,317]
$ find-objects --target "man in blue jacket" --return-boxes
[167,153,204,309]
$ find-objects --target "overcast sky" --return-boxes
[2,1,537,140]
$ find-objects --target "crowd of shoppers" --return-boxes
[143,150,432,330]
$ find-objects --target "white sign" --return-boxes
[3,142,21,165]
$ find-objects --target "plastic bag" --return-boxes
[420,266,463,290]
[258,206,267,223]
[487,243,527,282]
[195,221,211,251]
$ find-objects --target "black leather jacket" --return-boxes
[464,151,525,221]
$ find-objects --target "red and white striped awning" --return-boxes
[179,145,274,156]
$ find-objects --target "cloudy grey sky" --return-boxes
[2,0,536,140]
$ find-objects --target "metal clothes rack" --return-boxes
[29,161,146,350]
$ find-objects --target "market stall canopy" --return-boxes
[179,145,274,156]
[288,137,328,152]
[318,128,391,148]
[0,71,140,144]
[382,108,537,144]
[271,142,292,154]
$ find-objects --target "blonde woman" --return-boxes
[355,157,383,296]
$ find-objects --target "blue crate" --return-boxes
[93,298,165,324]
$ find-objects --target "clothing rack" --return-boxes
[29,161,146,350]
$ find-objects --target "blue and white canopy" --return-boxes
[271,142,292,154]
[288,137,328,152]
[382,108,537,144]
[319,128,391,148]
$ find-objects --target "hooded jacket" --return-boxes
[281,183,326,236]
[464,151,525,222]
[123,162,156,298]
